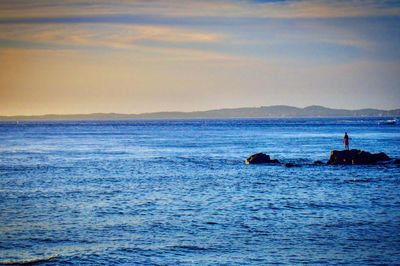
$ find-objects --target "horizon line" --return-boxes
[1,104,400,118]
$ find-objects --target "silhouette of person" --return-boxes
[344,132,349,150]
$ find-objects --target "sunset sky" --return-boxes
[0,0,399,115]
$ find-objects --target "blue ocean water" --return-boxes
[0,118,399,265]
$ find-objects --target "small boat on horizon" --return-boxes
[379,118,397,125]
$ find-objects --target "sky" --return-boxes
[0,0,399,115]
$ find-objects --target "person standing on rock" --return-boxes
[344,132,349,150]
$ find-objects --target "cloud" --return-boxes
[0,1,398,70]
[0,0,399,20]
[0,24,224,49]
[1,1,399,115]
[0,0,398,63]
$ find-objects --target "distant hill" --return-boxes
[1,105,399,120]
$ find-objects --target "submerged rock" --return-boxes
[393,159,400,165]
[284,163,301,168]
[313,160,325,165]
[245,153,280,164]
[327,149,391,165]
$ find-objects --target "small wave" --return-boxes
[0,255,59,265]
[344,178,374,183]
[169,245,208,251]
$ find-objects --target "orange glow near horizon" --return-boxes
[1,1,399,115]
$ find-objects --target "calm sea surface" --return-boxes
[0,118,399,265]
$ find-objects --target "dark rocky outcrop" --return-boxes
[393,159,400,165]
[327,149,391,165]
[245,153,280,164]
[313,160,325,165]
[285,163,301,168]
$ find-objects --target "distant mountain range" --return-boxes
[1,105,399,120]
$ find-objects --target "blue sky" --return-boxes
[0,0,399,115]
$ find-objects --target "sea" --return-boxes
[0,118,399,265]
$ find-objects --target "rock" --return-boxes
[328,149,358,165]
[285,163,301,168]
[373,152,391,162]
[313,160,325,165]
[245,153,280,164]
[327,149,391,165]
[393,159,400,165]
